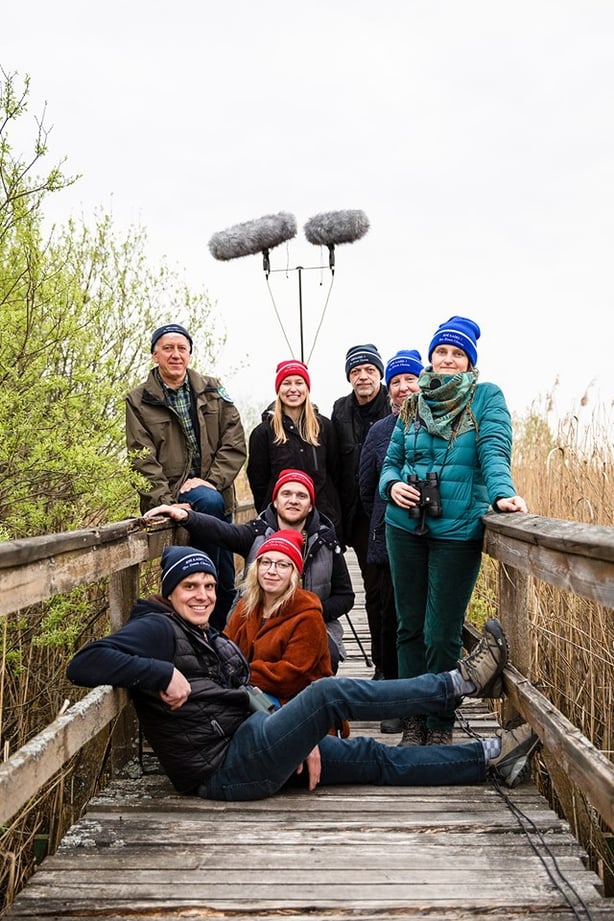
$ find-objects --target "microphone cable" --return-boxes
[265,273,297,358]
[493,775,596,921]
[456,709,597,920]
[306,269,335,365]
[263,253,336,363]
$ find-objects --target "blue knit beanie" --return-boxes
[161,546,217,597]
[151,323,193,353]
[344,343,384,380]
[384,349,424,387]
[428,316,480,367]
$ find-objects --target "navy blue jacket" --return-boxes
[358,413,397,565]
[331,386,390,540]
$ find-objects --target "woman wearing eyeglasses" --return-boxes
[224,530,333,706]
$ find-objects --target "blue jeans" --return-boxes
[180,485,237,629]
[201,674,485,801]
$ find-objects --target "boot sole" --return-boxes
[492,735,542,788]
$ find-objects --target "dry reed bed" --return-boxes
[473,404,614,890]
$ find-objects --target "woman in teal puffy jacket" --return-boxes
[379,317,527,747]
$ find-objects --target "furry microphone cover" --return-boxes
[208,212,297,260]
[303,209,370,246]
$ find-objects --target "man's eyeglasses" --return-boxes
[257,557,293,572]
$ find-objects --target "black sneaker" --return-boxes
[380,717,403,733]
[488,723,541,788]
[397,715,427,746]
[425,728,454,745]
[457,618,509,698]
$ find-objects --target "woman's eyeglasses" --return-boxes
[257,558,293,572]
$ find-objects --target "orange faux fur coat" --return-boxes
[225,588,333,704]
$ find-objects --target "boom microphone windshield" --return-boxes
[303,209,370,246]
[208,212,297,261]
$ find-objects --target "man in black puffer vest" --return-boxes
[67,547,540,800]
[68,547,251,792]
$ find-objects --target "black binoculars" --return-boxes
[408,472,442,534]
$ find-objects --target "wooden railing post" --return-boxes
[108,563,140,631]
[497,561,530,722]
[108,563,141,767]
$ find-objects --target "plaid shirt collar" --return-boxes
[155,369,201,475]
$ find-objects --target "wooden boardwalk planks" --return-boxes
[5,554,613,920]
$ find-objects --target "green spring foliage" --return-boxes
[0,69,225,540]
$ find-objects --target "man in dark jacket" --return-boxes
[331,344,391,678]
[125,322,247,627]
[144,469,354,672]
[67,546,540,799]
[359,349,424,733]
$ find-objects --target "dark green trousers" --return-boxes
[386,523,483,731]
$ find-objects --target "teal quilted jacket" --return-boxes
[379,382,517,541]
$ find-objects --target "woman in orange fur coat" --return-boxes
[225,529,333,706]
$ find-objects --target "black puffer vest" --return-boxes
[133,614,251,793]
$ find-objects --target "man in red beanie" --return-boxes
[144,468,354,672]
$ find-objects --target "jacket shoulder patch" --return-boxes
[217,386,234,403]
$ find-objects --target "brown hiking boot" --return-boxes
[488,723,541,787]
[457,618,509,698]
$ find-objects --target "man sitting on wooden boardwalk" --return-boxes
[67,546,541,801]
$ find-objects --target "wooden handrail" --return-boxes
[0,687,125,826]
[1,509,613,832]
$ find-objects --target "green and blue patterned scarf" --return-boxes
[400,370,478,441]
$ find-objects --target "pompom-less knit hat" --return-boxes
[428,316,481,368]
[161,546,217,597]
[256,529,305,575]
[275,359,311,392]
[272,468,316,506]
[344,343,384,380]
[151,323,193,353]
[384,349,424,387]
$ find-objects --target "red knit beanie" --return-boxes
[256,529,305,574]
[275,359,311,392]
[272,468,316,507]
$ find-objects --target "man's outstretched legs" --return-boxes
[201,619,542,801]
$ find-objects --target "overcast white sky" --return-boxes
[4,1,614,435]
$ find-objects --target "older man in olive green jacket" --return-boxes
[126,323,246,626]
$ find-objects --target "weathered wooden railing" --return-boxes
[1,511,613,839]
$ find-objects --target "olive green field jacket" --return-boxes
[126,368,246,514]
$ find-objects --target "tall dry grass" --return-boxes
[471,394,614,891]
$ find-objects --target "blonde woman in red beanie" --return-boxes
[224,530,334,707]
[246,360,343,540]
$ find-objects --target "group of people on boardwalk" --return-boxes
[69,314,536,801]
